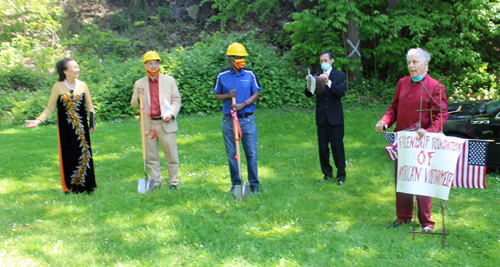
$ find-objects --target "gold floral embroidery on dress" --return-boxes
[61,93,91,186]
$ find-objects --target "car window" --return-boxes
[486,99,500,113]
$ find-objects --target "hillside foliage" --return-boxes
[206,0,500,99]
[0,0,499,125]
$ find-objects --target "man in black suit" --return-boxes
[305,51,347,185]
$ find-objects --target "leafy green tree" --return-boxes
[203,0,499,99]
[284,0,367,72]
[0,0,64,72]
[162,30,312,113]
[370,0,499,99]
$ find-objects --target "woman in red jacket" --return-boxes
[376,48,449,233]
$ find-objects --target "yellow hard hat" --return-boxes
[143,51,162,64]
[226,43,249,56]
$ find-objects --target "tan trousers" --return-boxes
[145,120,179,186]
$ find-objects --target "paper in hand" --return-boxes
[306,69,316,94]
[161,98,172,122]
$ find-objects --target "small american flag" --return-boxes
[452,140,487,189]
[383,132,398,161]
[383,132,396,144]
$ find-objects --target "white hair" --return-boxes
[406,48,431,63]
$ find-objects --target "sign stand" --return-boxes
[409,198,449,248]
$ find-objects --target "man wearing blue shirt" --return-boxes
[213,42,262,195]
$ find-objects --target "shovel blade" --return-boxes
[234,184,242,200]
[234,182,250,201]
[242,183,250,201]
[138,177,154,194]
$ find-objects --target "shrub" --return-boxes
[448,63,498,101]
[4,31,418,126]
[0,0,64,73]
[162,30,314,114]
[69,25,136,59]
[0,65,46,92]
[72,55,144,121]
[344,77,397,107]
[1,56,144,125]
[9,85,57,125]
[0,66,56,125]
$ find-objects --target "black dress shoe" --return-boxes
[387,221,408,228]
[317,175,332,183]
[337,176,346,186]
[169,185,177,191]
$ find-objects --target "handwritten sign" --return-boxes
[396,132,465,200]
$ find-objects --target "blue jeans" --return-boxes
[222,114,259,186]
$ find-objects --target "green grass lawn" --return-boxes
[1,108,499,266]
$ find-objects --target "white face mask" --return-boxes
[321,63,331,71]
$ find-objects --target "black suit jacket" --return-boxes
[305,68,347,126]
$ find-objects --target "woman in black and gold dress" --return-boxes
[25,58,97,194]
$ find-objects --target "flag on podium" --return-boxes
[383,132,396,144]
[381,133,488,189]
[383,132,398,161]
[452,140,487,189]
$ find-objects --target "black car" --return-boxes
[443,99,500,169]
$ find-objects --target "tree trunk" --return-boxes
[346,0,361,81]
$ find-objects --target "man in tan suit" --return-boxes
[130,51,182,190]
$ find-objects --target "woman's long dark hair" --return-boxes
[56,58,75,82]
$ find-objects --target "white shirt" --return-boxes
[323,67,333,88]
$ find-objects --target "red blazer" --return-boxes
[381,74,448,133]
